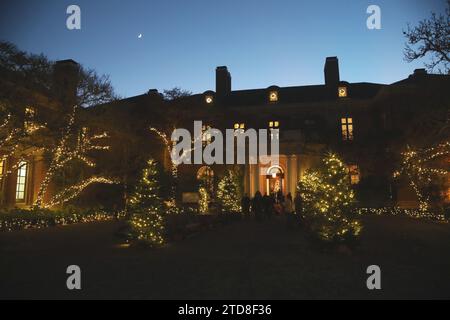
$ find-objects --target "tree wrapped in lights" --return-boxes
[149,126,202,214]
[394,142,449,214]
[35,105,116,208]
[297,152,362,243]
[128,159,165,247]
[217,169,242,213]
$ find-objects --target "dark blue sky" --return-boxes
[0,0,446,98]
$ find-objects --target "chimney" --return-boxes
[324,57,340,86]
[53,59,80,109]
[216,66,231,96]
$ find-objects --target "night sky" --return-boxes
[0,0,446,98]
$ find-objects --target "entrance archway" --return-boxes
[265,165,284,195]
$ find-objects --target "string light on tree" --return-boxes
[395,142,449,215]
[128,159,165,247]
[297,152,362,242]
[217,169,241,213]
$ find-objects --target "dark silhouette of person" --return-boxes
[262,194,273,219]
[294,192,304,226]
[284,192,294,214]
[252,191,263,221]
[241,194,251,215]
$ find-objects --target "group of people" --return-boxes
[241,190,303,220]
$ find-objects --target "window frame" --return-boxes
[341,117,354,141]
[15,161,28,202]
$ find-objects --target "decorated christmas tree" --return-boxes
[298,152,362,243]
[217,169,241,213]
[128,159,165,246]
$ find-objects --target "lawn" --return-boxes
[1,215,450,299]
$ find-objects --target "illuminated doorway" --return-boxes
[266,165,284,195]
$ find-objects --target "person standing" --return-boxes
[284,192,294,214]
[241,194,251,216]
[252,191,263,221]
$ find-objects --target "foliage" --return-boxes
[403,1,450,74]
[128,159,165,247]
[162,87,192,101]
[217,169,242,213]
[0,206,122,232]
[0,41,118,107]
[297,152,362,243]
[34,106,116,208]
[394,142,449,213]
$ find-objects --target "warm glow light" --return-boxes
[341,117,353,141]
[269,91,278,102]
[205,95,213,104]
[269,121,279,128]
[338,87,347,98]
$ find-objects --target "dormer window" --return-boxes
[338,86,347,98]
[269,91,278,102]
[205,95,214,104]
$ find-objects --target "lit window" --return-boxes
[348,165,360,185]
[205,95,214,104]
[233,123,245,135]
[269,91,278,102]
[15,161,28,201]
[0,158,5,177]
[269,120,280,140]
[0,158,4,174]
[0,158,4,189]
[338,87,347,98]
[341,117,353,141]
[269,121,279,128]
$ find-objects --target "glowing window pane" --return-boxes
[269,91,278,102]
[234,123,239,129]
[0,158,4,176]
[205,96,213,104]
[15,161,28,201]
[341,117,354,141]
[269,121,274,128]
[274,121,279,128]
[348,165,360,185]
[338,87,347,98]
